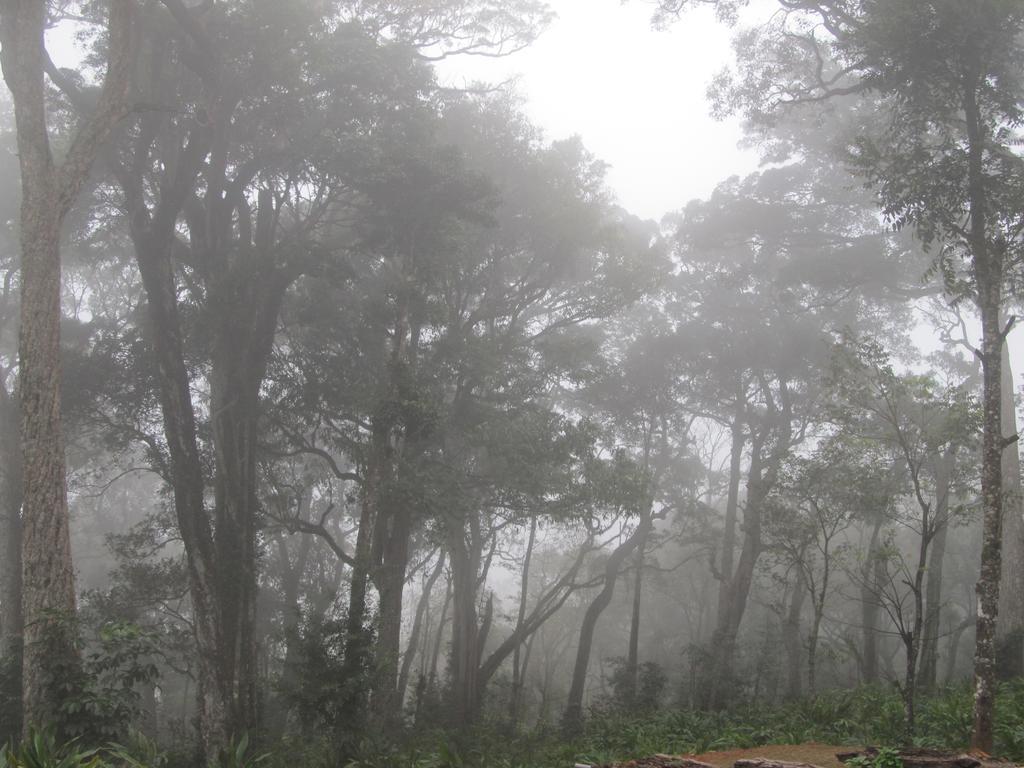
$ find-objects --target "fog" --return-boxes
[0,3,1023,767]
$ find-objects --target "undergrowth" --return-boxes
[9,683,1024,768]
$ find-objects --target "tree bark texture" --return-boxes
[0,389,22,662]
[0,0,134,733]
[965,69,1005,754]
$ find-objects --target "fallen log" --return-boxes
[734,759,827,768]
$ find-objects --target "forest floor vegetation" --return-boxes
[7,683,1024,768]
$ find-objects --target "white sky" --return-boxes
[435,0,761,222]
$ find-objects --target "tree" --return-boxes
[0,0,135,733]
[709,1,1024,747]
[68,0,551,750]
[664,158,901,707]
[829,337,977,735]
[767,436,877,697]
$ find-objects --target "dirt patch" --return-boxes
[685,744,850,768]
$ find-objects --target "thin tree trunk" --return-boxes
[398,551,446,708]
[920,449,953,691]
[624,524,648,706]
[717,398,745,620]
[782,566,806,701]
[427,577,451,691]
[861,516,885,684]
[944,616,974,685]
[997,337,1024,678]
[563,512,653,734]
[510,518,537,728]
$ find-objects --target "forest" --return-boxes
[1,0,1024,767]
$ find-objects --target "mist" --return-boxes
[0,2,1023,768]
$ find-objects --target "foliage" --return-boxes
[598,659,668,714]
[104,731,167,768]
[0,728,103,768]
[207,734,268,768]
[57,623,160,744]
[846,748,902,768]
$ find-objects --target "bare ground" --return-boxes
[688,743,849,768]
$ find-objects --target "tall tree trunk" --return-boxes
[920,449,953,691]
[0,0,134,733]
[563,512,653,734]
[997,338,1024,679]
[717,398,745,619]
[966,72,1006,753]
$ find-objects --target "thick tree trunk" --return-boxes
[447,515,482,728]
[0,0,133,733]
[966,74,1006,753]
[0,390,22,664]
[370,504,413,723]
[563,512,653,734]
[208,366,261,741]
[996,339,1024,679]
[16,215,78,733]
[972,290,1005,752]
